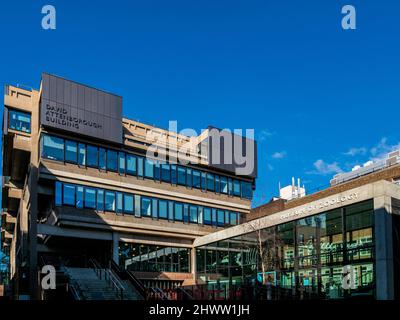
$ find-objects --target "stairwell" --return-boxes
[65,267,142,300]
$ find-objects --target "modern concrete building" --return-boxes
[193,156,400,300]
[1,73,256,300]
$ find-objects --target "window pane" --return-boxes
[175,203,183,221]
[123,194,134,214]
[63,184,75,206]
[76,186,84,209]
[144,159,154,179]
[161,164,171,182]
[126,154,137,175]
[107,150,118,171]
[201,172,207,190]
[241,181,253,199]
[177,167,186,185]
[137,157,144,177]
[97,189,104,211]
[204,208,212,225]
[230,212,238,225]
[116,192,123,213]
[171,165,177,184]
[193,170,201,189]
[198,206,203,224]
[42,135,64,161]
[119,152,125,174]
[9,109,31,133]
[154,162,161,181]
[55,182,62,206]
[183,204,190,223]
[190,205,198,223]
[212,209,217,227]
[187,169,192,188]
[217,210,224,226]
[105,191,116,211]
[168,201,174,220]
[220,177,228,194]
[228,178,233,196]
[134,195,141,217]
[215,176,220,193]
[99,148,106,170]
[233,180,241,196]
[152,199,158,219]
[207,173,215,191]
[85,188,96,209]
[141,197,152,216]
[87,145,98,167]
[78,143,86,166]
[65,140,77,163]
[159,200,168,219]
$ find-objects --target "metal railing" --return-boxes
[89,259,125,300]
[110,260,146,299]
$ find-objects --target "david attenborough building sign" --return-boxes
[40,73,122,144]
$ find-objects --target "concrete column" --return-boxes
[191,248,197,282]
[374,195,394,300]
[112,232,119,265]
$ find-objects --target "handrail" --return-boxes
[177,286,194,300]
[89,259,125,300]
[110,260,146,299]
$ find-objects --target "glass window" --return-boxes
[141,197,152,216]
[87,145,98,167]
[55,182,62,206]
[177,167,186,185]
[154,162,161,181]
[99,148,106,170]
[42,135,64,161]
[241,181,253,199]
[168,201,174,220]
[78,143,86,166]
[201,172,207,191]
[215,176,220,193]
[124,194,134,214]
[183,204,190,223]
[65,140,78,163]
[161,164,171,182]
[152,199,158,219]
[97,189,104,211]
[228,178,233,196]
[8,109,31,133]
[63,184,75,206]
[204,207,212,225]
[116,192,123,213]
[144,159,154,179]
[137,157,144,177]
[190,205,198,223]
[217,210,225,227]
[107,150,118,171]
[76,186,84,209]
[233,180,241,196]
[212,209,217,227]
[198,206,203,224]
[84,188,96,209]
[105,191,116,211]
[230,212,238,225]
[171,165,177,185]
[159,200,168,219]
[207,173,215,191]
[187,168,192,188]
[193,170,201,189]
[175,203,183,221]
[119,152,126,174]
[134,195,141,217]
[220,176,228,194]
[126,154,137,175]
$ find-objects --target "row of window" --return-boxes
[42,134,253,199]
[55,182,241,227]
[8,109,31,133]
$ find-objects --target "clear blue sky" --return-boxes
[1,0,400,207]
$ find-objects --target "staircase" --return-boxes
[65,267,142,300]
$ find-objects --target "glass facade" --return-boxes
[54,181,241,227]
[196,200,375,300]
[41,134,253,200]
[8,109,31,133]
[119,243,190,273]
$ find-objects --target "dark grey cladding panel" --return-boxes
[40,73,122,144]
[207,126,258,179]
